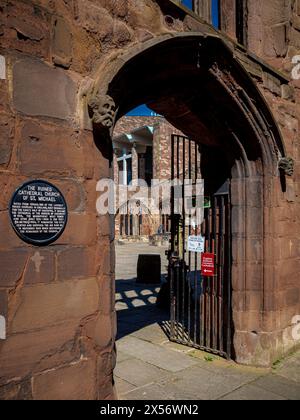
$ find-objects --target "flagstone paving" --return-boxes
[115,244,300,400]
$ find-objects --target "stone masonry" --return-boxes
[113,116,183,238]
[0,0,299,400]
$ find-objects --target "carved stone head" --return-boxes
[88,94,116,129]
[278,157,294,177]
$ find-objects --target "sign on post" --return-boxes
[188,235,205,253]
[201,253,215,277]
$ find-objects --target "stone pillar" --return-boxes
[0,0,116,400]
[220,0,237,40]
[139,154,146,180]
[193,0,212,23]
[132,145,139,181]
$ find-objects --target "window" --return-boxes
[181,0,193,9]
[191,0,220,29]
[138,147,153,186]
[236,0,247,46]
[211,0,220,29]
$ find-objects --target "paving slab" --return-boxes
[157,365,261,400]
[115,377,137,396]
[122,383,178,401]
[252,374,300,400]
[117,351,135,364]
[131,323,169,345]
[117,336,198,373]
[275,355,300,384]
[115,358,172,387]
[219,384,287,400]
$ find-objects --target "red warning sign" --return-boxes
[201,253,215,277]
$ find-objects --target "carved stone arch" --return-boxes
[89,32,288,365]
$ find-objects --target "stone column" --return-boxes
[220,0,237,40]
[139,154,146,180]
[193,0,212,23]
[132,144,139,181]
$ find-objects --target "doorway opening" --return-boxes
[90,32,286,367]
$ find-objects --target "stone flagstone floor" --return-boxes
[115,243,300,400]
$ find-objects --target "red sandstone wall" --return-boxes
[0,0,126,400]
[0,0,299,400]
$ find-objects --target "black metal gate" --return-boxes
[168,135,232,359]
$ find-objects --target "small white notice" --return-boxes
[0,315,6,340]
[187,236,205,253]
[0,56,6,80]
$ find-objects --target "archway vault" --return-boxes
[89,32,289,365]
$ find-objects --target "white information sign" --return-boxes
[187,236,205,253]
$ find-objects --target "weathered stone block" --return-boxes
[0,114,14,167]
[24,251,55,285]
[4,1,50,59]
[126,0,163,32]
[52,16,72,68]
[262,72,282,96]
[32,359,96,400]
[57,213,97,246]
[77,0,114,40]
[0,379,32,400]
[103,0,128,18]
[0,289,8,318]
[53,178,85,212]
[0,174,18,211]
[13,58,76,119]
[281,84,295,100]
[57,247,97,281]
[98,274,114,314]
[0,211,25,248]
[0,321,80,382]
[285,288,300,306]
[97,242,112,275]
[19,120,93,178]
[113,20,132,46]
[11,278,99,333]
[0,250,28,287]
[94,314,114,350]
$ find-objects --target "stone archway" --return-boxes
[88,33,288,366]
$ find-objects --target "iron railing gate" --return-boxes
[168,135,232,359]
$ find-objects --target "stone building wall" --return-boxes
[0,0,299,399]
[113,116,183,239]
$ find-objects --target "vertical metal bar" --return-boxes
[170,258,175,340]
[193,141,198,342]
[176,136,180,339]
[211,196,217,350]
[170,135,175,340]
[218,196,224,353]
[188,139,192,341]
[206,207,212,349]
[199,207,206,348]
[226,193,232,359]
[182,137,186,337]
[171,136,175,254]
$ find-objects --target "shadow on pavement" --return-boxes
[116,276,170,341]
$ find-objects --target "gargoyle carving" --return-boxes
[88,94,117,131]
[278,157,294,177]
